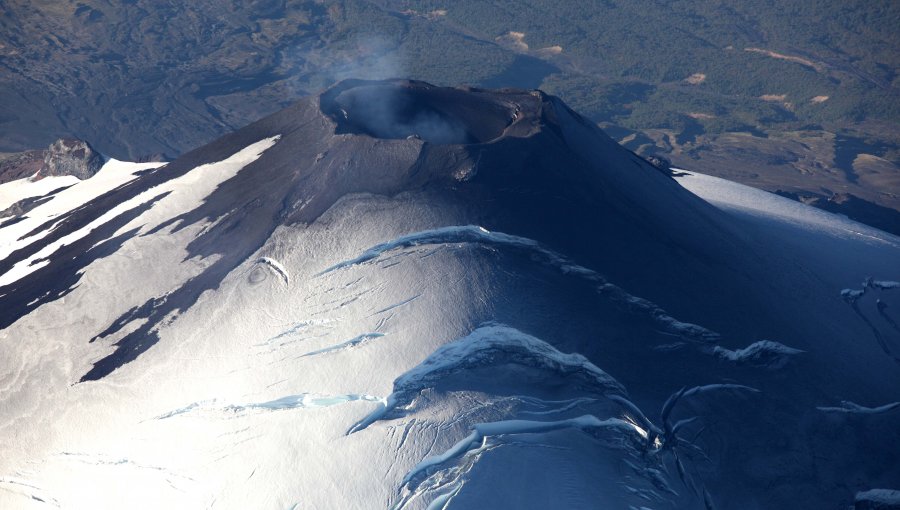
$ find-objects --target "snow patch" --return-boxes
[674,171,900,248]
[0,175,78,214]
[496,31,529,51]
[0,159,161,255]
[842,278,899,304]
[685,73,706,85]
[0,137,280,288]
[255,257,290,285]
[842,288,867,303]
[0,476,60,507]
[712,340,804,369]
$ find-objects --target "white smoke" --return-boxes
[334,83,471,144]
[285,35,470,144]
[283,35,406,94]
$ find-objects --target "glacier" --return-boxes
[0,80,898,509]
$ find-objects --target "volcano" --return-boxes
[1,80,898,509]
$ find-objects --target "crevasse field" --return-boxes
[1,81,898,509]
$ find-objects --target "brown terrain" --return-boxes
[0,138,105,184]
[1,0,898,235]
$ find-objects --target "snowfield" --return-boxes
[1,82,898,509]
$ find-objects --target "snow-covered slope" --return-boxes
[1,80,898,509]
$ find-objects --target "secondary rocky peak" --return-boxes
[42,138,105,180]
[0,138,105,184]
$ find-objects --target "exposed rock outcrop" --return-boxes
[42,138,104,180]
[644,154,672,175]
[0,138,104,184]
[0,150,44,184]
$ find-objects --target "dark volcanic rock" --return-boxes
[136,153,169,163]
[42,138,105,180]
[643,154,672,175]
[0,150,44,184]
[0,183,76,220]
[0,138,105,185]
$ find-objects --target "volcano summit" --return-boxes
[0,80,898,509]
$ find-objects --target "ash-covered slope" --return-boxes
[1,80,898,509]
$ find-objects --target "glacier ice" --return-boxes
[711,340,803,369]
[2,82,899,509]
[349,323,626,434]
